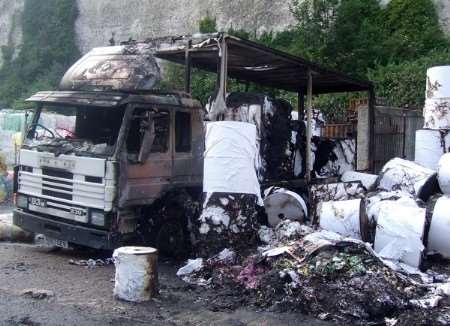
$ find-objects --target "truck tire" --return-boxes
[143,190,199,258]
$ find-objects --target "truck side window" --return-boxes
[150,111,170,153]
[127,109,170,158]
[175,111,191,153]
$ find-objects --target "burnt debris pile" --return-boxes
[176,67,450,324]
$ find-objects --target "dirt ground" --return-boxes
[0,240,329,326]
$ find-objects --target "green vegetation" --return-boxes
[165,0,449,114]
[0,0,80,109]
[0,0,448,113]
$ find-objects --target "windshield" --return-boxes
[23,104,126,157]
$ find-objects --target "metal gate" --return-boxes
[372,106,423,173]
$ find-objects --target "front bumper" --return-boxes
[13,209,122,250]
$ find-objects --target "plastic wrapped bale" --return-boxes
[373,200,426,269]
[310,181,366,223]
[415,129,450,170]
[376,158,439,201]
[113,247,158,302]
[263,187,308,227]
[438,153,450,195]
[198,122,261,256]
[318,199,370,241]
[341,171,378,190]
[427,196,450,257]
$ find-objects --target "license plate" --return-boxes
[45,237,69,249]
[30,197,46,208]
[39,157,75,170]
[70,207,85,216]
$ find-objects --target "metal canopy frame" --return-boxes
[155,32,376,177]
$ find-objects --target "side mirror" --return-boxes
[137,118,155,163]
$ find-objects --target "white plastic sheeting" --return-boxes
[426,66,450,99]
[203,121,260,198]
[428,196,450,258]
[373,200,426,269]
[415,129,450,170]
[176,258,204,277]
[341,171,378,190]
[377,158,436,197]
[318,199,366,240]
[263,187,308,227]
[113,246,158,302]
[438,153,450,195]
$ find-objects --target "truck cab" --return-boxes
[13,44,204,251]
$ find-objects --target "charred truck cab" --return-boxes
[13,44,204,250]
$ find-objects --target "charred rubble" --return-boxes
[176,153,450,325]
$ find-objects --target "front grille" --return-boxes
[42,168,73,200]
[42,168,73,179]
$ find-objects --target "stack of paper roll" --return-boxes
[198,121,261,256]
[415,66,450,170]
[415,129,450,170]
[424,66,450,130]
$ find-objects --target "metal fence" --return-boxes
[372,106,423,173]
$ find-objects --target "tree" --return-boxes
[381,0,448,63]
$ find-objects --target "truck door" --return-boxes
[124,107,172,205]
[172,109,203,186]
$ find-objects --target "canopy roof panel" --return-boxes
[155,33,373,94]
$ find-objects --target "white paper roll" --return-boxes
[318,199,367,241]
[428,196,450,257]
[373,201,425,268]
[341,171,378,190]
[438,153,450,195]
[426,66,450,99]
[263,187,308,227]
[423,98,450,130]
[377,158,436,197]
[203,122,260,198]
[415,129,450,170]
[113,246,158,302]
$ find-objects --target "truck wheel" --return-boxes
[153,219,187,258]
[144,191,197,258]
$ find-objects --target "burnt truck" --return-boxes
[13,37,302,254]
[12,33,373,254]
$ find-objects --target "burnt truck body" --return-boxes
[13,44,206,250]
[13,34,374,252]
[12,42,297,252]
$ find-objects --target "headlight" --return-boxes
[90,211,105,226]
[16,194,28,209]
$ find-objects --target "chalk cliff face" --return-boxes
[0,0,24,67]
[74,0,295,54]
[0,0,450,65]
